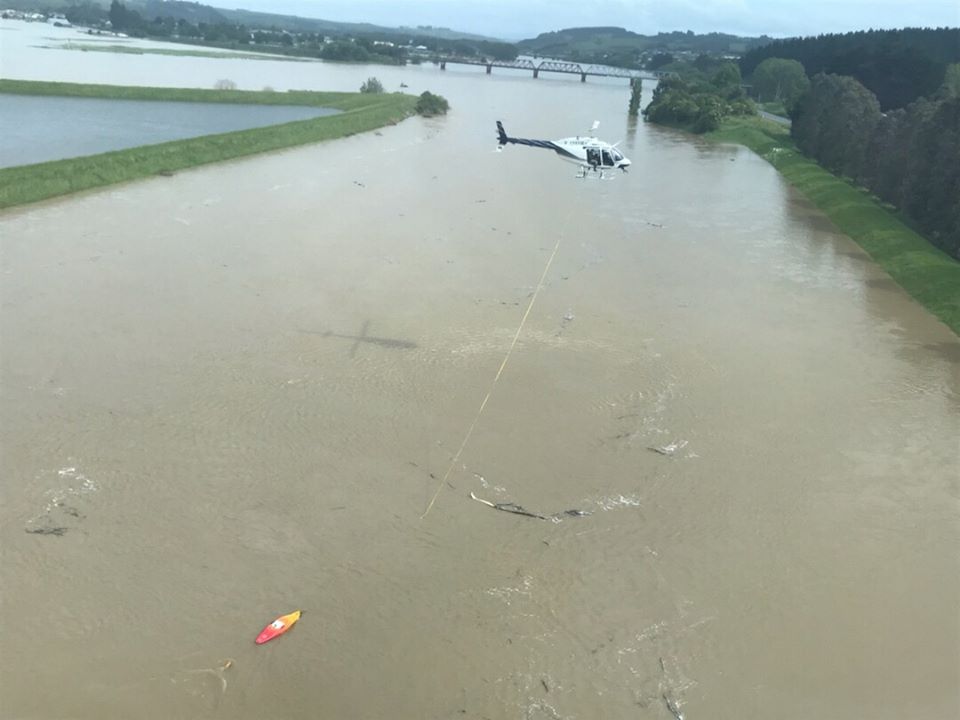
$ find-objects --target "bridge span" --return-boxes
[434,57,675,82]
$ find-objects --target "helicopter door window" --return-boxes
[586,148,601,168]
[602,150,614,166]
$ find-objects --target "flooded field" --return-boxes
[1,18,958,720]
[0,94,339,168]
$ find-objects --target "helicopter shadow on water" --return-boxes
[299,320,418,358]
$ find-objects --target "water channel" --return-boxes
[1,18,958,720]
[0,95,339,168]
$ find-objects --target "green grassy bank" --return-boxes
[0,80,419,209]
[756,100,788,117]
[706,116,960,336]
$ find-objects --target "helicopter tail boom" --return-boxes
[495,121,576,158]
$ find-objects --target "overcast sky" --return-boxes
[211,0,960,40]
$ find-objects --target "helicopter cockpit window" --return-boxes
[611,149,624,162]
[602,150,613,166]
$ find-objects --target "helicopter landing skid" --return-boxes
[577,166,611,180]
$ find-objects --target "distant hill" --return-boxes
[518,27,772,67]
[139,1,498,41]
[3,0,499,41]
[143,0,228,26]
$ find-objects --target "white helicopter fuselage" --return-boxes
[496,121,631,176]
[552,135,631,171]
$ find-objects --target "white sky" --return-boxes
[211,0,960,40]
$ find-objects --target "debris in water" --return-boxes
[24,467,98,537]
[663,693,685,720]
[182,658,234,699]
[469,492,591,522]
[647,440,688,456]
[25,526,68,536]
[470,492,544,519]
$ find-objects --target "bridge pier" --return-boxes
[440,61,446,70]
[580,72,586,82]
[486,63,492,74]
[533,68,539,78]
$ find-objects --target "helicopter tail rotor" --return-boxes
[496,120,509,147]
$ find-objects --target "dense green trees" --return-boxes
[793,73,960,258]
[742,36,959,257]
[793,74,880,178]
[109,0,146,35]
[646,52,675,70]
[64,2,107,26]
[740,28,960,110]
[644,64,755,132]
[750,58,810,113]
[319,40,373,62]
[942,64,960,98]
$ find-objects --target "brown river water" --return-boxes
[1,19,959,720]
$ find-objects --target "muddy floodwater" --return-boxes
[1,19,959,720]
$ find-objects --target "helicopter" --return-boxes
[496,120,631,178]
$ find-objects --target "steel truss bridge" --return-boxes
[434,57,676,82]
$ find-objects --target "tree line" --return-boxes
[643,61,755,132]
[643,40,959,260]
[80,2,516,64]
[739,28,960,110]
[792,70,960,258]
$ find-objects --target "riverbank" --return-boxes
[706,116,960,336]
[0,80,418,209]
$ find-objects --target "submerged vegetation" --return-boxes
[706,117,960,335]
[360,77,385,94]
[0,80,422,208]
[414,91,449,117]
[643,61,756,132]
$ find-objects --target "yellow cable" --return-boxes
[420,230,564,520]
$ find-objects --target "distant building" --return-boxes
[2,10,48,21]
